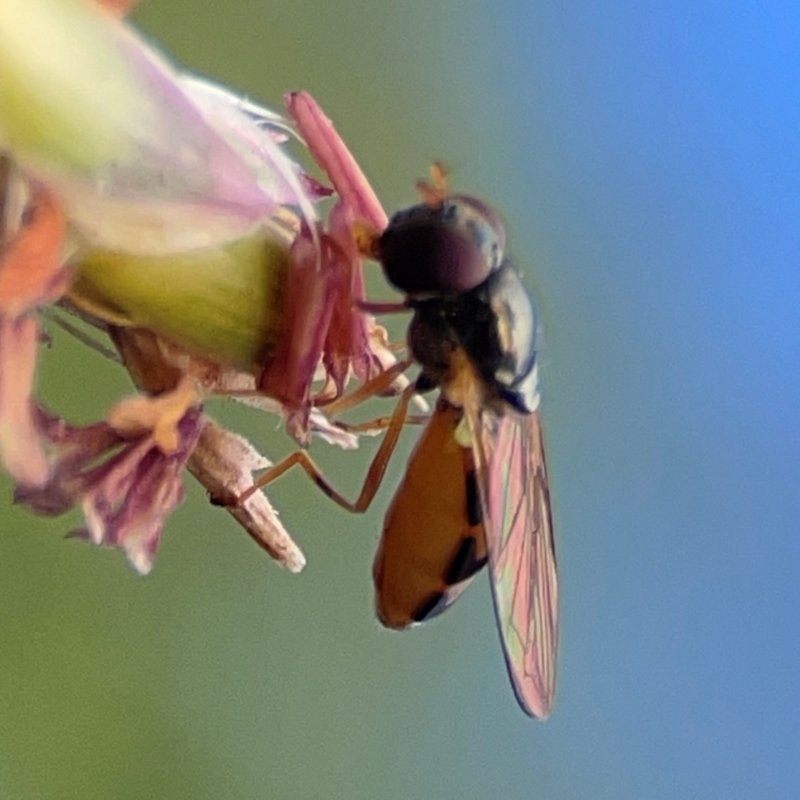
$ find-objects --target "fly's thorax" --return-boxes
[407,262,540,414]
[406,303,460,390]
[468,262,540,414]
[378,195,506,297]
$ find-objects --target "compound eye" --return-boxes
[378,196,506,296]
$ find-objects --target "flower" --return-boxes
[16,404,203,576]
[0,0,398,573]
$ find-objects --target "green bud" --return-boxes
[72,232,290,372]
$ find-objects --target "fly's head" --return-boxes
[377,194,506,298]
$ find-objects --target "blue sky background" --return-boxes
[1,1,798,797]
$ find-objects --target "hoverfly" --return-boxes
[244,167,558,718]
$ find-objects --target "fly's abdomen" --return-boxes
[373,401,487,628]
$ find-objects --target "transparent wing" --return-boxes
[468,404,558,718]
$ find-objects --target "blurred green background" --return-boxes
[3,1,800,798]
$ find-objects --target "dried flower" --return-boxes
[0,0,396,573]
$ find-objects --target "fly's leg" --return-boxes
[335,413,428,434]
[237,383,416,513]
[318,358,412,416]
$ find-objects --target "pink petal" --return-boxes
[257,225,338,444]
[285,92,389,231]
[0,186,69,317]
[322,201,375,395]
[17,407,203,573]
[95,0,140,16]
[0,316,48,486]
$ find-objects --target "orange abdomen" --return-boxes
[373,401,487,628]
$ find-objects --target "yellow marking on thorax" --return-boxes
[441,347,485,408]
[440,347,489,447]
